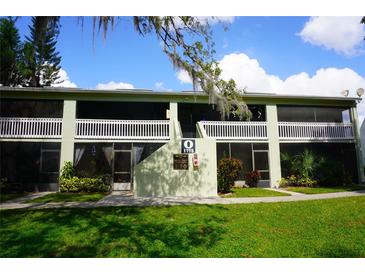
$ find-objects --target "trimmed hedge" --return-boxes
[59,176,111,193]
[279,175,318,188]
[59,161,111,193]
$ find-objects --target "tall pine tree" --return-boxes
[22,17,62,87]
[0,17,23,86]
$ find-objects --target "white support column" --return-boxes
[266,104,281,187]
[59,100,77,170]
[169,102,178,139]
[350,106,364,183]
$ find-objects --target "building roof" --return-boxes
[0,86,360,107]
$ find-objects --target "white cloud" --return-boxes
[155,82,164,89]
[219,53,282,92]
[96,81,135,90]
[52,69,77,88]
[218,52,365,123]
[176,70,192,84]
[154,81,172,91]
[196,16,235,25]
[172,16,235,29]
[298,16,365,56]
[218,53,365,95]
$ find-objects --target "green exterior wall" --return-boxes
[59,100,77,170]
[350,106,365,183]
[266,104,282,187]
[134,137,217,197]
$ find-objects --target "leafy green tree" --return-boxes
[22,16,61,87]
[0,17,23,86]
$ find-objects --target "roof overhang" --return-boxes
[0,87,360,107]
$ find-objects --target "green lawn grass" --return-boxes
[27,193,107,203]
[285,185,365,195]
[1,196,365,257]
[222,188,290,198]
[0,193,27,203]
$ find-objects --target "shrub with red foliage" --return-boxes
[217,158,243,193]
[244,170,261,187]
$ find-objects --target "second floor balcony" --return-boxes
[75,119,170,140]
[0,118,170,140]
[0,117,355,142]
[278,122,354,141]
[199,120,354,142]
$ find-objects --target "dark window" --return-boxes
[253,151,269,171]
[0,99,63,118]
[133,143,164,164]
[179,103,266,138]
[76,101,169,120]
[217,143,230,160]
[277,106,315,122]
[230,143,253,172]
[248,105,266,121]
[114,143,132,150]
[0,142,60,191]
[114,151,131,172]
[279,143,358,183]
[74,143,113,177]
[315,107,350,123]
[217,142,270,181]
[252,143,268,150]
[277,105,351,123]
[41,143,61,150]
[259,172,270,180]
[41,151,60,173]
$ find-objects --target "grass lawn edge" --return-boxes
[26,192,108,203]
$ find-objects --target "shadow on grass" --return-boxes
[0,205,227,258]
[317,244,363,258]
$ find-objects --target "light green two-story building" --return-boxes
[0,87,363,196]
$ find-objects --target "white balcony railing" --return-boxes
[278,122,354,141]
[200,121,268,140]
[0,117,355,142]
[0,117,62,138]
[75,119,170,140]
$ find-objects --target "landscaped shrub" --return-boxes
[60,161,75,180]
[279,175,318,188]
[281,149,355,187]
[281,149,324,180]
[244,170,261,187]
[217,158,243,193]
[59,176,80,192]
[59,161,111,193]
[59,176,111,193]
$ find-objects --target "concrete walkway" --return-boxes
[1,189,365,210]
[267,188,305,196]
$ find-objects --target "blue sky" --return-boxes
[14,16,364,91]
[13,16,365,121]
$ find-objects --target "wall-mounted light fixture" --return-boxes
[341,90,349,97]
[356,88,364,98]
